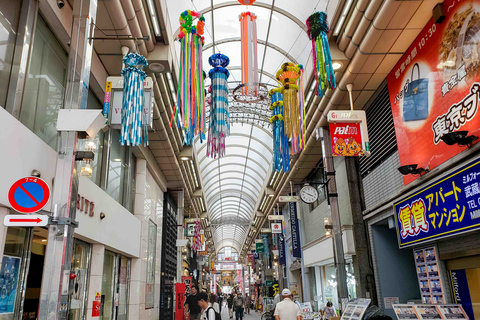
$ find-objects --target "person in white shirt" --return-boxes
[274,289,302,320]
[197,292,217,320]
[209,294,220,313]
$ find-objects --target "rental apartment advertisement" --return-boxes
[386,0,480,185]
[394,158,480,248]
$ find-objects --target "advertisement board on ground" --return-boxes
[386,0,480,185]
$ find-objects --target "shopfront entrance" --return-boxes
[0,226,47,320]
[447,256,480,320]
[100,250,130,320]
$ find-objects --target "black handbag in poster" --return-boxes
[403,63,429,121]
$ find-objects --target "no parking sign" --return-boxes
[8,177,50,213]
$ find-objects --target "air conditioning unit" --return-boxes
[103,76,154,130]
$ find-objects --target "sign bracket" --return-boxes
[49,217,79,228]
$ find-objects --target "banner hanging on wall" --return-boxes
[386,0,480,185]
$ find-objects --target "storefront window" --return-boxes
[69,240,91,320]
[78,90,105,186]
[0,227,28,320]
[0,0,22,108]
[106,130,127,204]
[117,257,130,320]
[145,220,157,309]
[101,250,116,320]
[20,15,68,150]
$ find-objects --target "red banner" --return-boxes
[387,0,480,184]
[329,122,363,156]
[182,276,192,296]
[175,283,186,320]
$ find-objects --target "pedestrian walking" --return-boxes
[273,289,302,320]
[233,292,244,320]
[185,286,202,320]
[217,294,224,313]
[227,294,234,319]
[245,293,251,315]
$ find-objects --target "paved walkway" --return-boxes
[219,304,263,320]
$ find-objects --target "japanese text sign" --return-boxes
[387,0,480,185]
[289,202,302,258]
[329,123,364,156]
[175,283,186,320]
[395,158,480,247]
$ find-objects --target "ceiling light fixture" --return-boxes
[333,0,354,36]
[146,0,161,36]
[332,62,343,70]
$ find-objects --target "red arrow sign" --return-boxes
[10,218,43,223]
[4,215,49,227]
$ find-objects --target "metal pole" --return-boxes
[321,127,349,310]
[38,0,97,318]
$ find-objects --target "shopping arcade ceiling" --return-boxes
[166,0,336,254]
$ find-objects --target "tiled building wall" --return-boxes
[362,150,404,210]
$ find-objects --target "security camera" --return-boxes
[57,0,65,9]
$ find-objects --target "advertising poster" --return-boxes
[413,247,445,304]
[417,306,442,319]
[175,283,186,320]
[386,0,480,185]
[438,305,469,320]
[329,122,364,156]
[393,305,421,320]
[0,255,21,314]
[340,299,371,320]
[395,158,480,248]
[384,297,400,309]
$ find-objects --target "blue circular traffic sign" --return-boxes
[8,177,50,213]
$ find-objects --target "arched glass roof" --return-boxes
[168,0,336,253]
[194,124,272,253]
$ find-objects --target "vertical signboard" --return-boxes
[175,283,186,320]
[289,202,302,258]
[278,233,286,265]
[329,122,364,156]
[387,0,480,185]
[413,246,445,304]
[450,269,474,320]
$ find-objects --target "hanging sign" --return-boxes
[182,276,193,296]
[268,215,285,220]
[386,0,480,185]
[278,233,286,265]
[252,250,260,260]
[256,242,264,253]
[327,110,370,157]
[289,202,302,258]
[8,177,50,213]
[271,223,282,234]
[395,158,480,248]
[279,195,299,202]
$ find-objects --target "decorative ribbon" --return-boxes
[269,88,290,172]
[170,10,206,146]
[120,53,149,147]
[306,12,336,97]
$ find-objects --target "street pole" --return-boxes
[38,0,97,318]
[322,127,349,310]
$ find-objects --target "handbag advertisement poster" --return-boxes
[387,0,480,185]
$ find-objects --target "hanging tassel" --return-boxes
[307,11,336,97]
[207,54,230,158]
[171,10,206,146]
[239,11,258,94]
[120,53,149,147]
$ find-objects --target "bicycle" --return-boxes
[261,310,274,320]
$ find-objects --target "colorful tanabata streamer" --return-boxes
[171,10,206,145]
[239,11,258,93]
[276,63,305,155]
[306,12,336,97]
[269,88,290,172]
[120,53,149,147]
[207,53,230,158]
